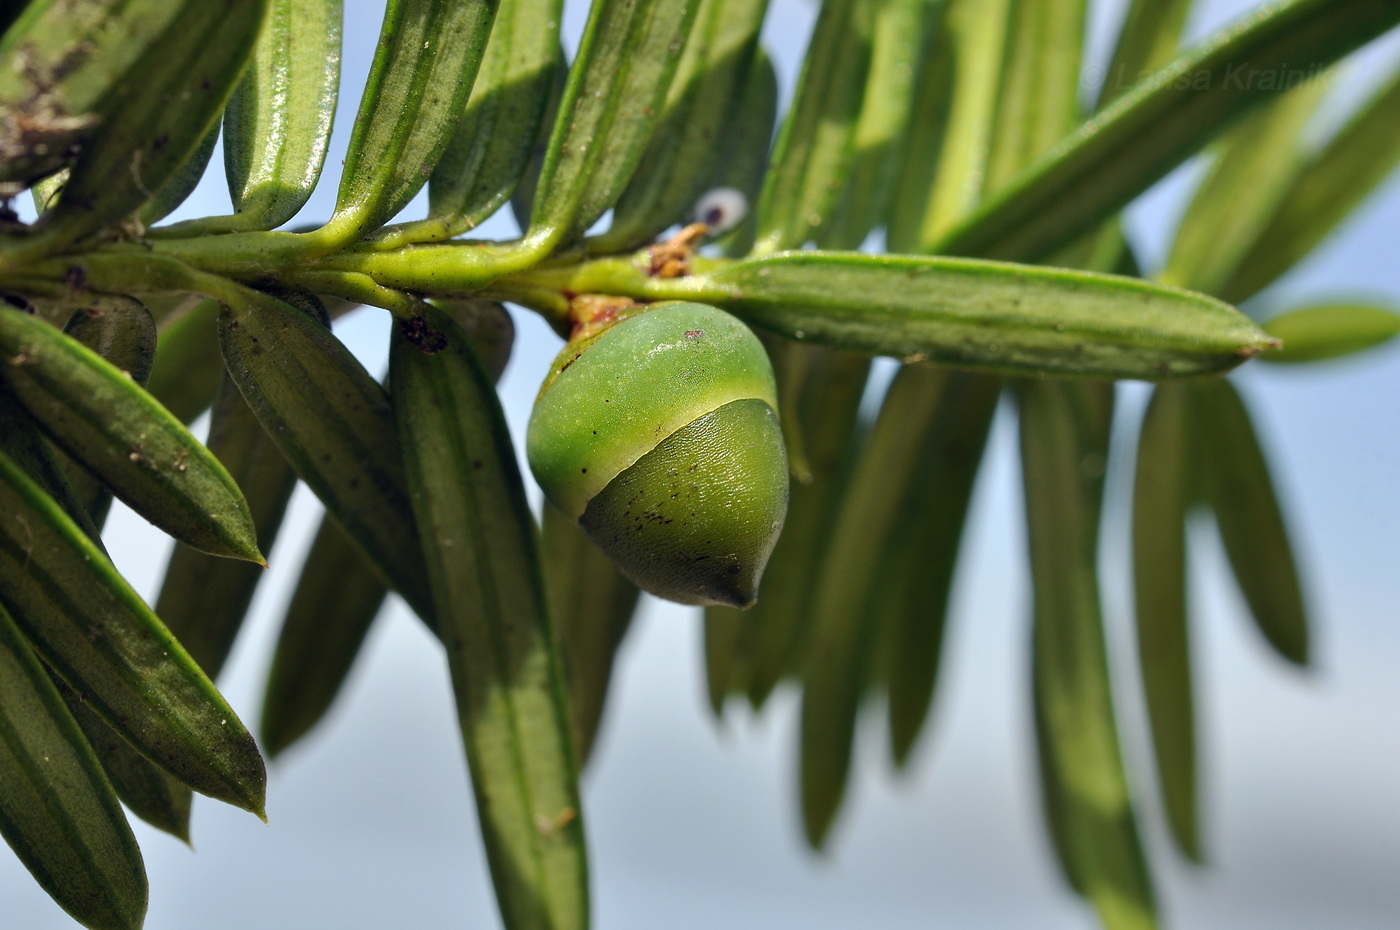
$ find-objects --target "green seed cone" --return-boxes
[527,301,789,608]
[580,399,788,608]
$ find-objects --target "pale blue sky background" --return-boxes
[4,1,1400,927]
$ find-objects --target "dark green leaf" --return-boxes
[138,119,220,227]
[702,604,746,717]
[509,52,569,234]
[146,298,225,426]
[1019,379,1158,930]
[799,363,959,847]
[937,0,1400,263]
[392,305,588,930]
[22,0,268,254]
[220,0,344,232]
[260,298,511,758]
[57,683,192,845]
[314,0,500,246]
[878,0,1080,773]
[543,504,640,768]
[375,0,562,248]
[711,342,869,710]
[155,374,298,680]
[0,601,147,930]
[0,448,267,817]
[261,515,388,758]
[0,389,105,549]
[0,392,188,843]
[432,298,516,382]
[692,251,1275,379]
[524,0,702,252]
[215,288,434,619]
[588,0,769,254]
[1032,643,1087,897]
[1260,302,1400,363]
[0,388,187,852]
[60,300,157,388]
[0,306,263,563]
[1221,61,1400,304]
[1192,378,1309,665]
[884,372,996,767]
[751,0,871,253]
[57,297,158,529]
[1132,382,1201,861]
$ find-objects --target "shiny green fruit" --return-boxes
[527,302,788,608]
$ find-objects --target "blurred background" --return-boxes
[4,0,1399,926]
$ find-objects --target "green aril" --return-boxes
[528,301,788,607]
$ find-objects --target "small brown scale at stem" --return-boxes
[568,294,642,343]
[563,224,712,341]
[645,222,708,279]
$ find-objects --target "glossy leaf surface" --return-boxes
[1132,382,1201,861]
[695,252,1274,379]
[937,0,1400,263]
[392,306,588,930]
[752,0,871,254]
[589,0,768,254]
[319,0,499,245]
[25,0,267,253]
[1260,302,1400,363]
[216,289,433,620]
[1021,380,1157,929]
[0,449,266,816]
[0,602,147,930]
[261,516,389,758]
[155,375,299,680]
[380,0,561,246]
[221,0,343,231]
[525,0,701,250]
[0,307,262,563]
[1193,378,1310,665]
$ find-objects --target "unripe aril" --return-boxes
[527,302,788,608]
